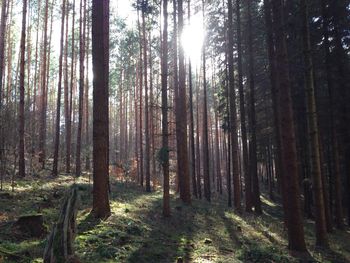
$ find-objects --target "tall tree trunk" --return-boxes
[0,0,8,175]
[141,4,151,192]
[137,8,144,187]
[67,0,76,173]
[236,0,251,212]
[0,0,7,109]
[271,0,307,253]
[263,0,287,225]
[84,2,90,170]
[52,0,67,177]
[177,0,191,204]
[300,0,328,247]
[76,0,86,177]
[187,0,197,199]
[227,0,241,211]
[38,0,50,169]
[201,0,210,202]
[247,0,262,214]
[161,0,170,217]
[321,0,343,229]
[64,0,70,173]
[91,0,110,219]
[18,0,28,178]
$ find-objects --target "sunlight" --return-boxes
[181,12,204,67]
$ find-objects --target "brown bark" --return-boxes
[227,0,241,211]
[67,0,76,173]
[141,4,150,192]
[247,0,262,214]
[236,0,251,212]
[91,0,111,219]
[321,0,343,229]
[177,0,191,204]
[137,8,144,186]
[271,0,307,253]
[38,0,50,168]
[64,0,70,173]
[76,0,86,177]
[201,0,210,202]
[18,0,28,178]
[161,0,170,217]
[52,0,67,177]
[301,0,328,247]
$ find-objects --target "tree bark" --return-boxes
[271,0,307,253]
[161,0,170,217]
[177,0,191,204]
[52,0,67,177]
[92,0,111,219]
[76,0,86,177]
[18,0,28,178]
[227,0,241,211]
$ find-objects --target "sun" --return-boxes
[181,12,204,67]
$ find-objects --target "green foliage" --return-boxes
[237,242,294,263]
[157,146,169,165]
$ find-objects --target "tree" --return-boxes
[300,0,328,247]
[161,0,170,217]
[76,0,86,177]
[271,0,307,253]
[176,0,191,204]
[141,0,151,192]
[52,0,67,177]
[202,0,210,202]
[91,0,111,219]
[38,0,50,169]
[247,0,262,214]
[236,0,251,212]
[18,0,28,178]
[227,0,241,211]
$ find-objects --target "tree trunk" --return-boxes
[321,0,343,229]
[18,0,28,178]
[300,0,328,247]
[236,0,251,212]
[271,0,307,253]
[52,0,67,177]
[76,0,86,177]
[201,1,210,202]
[247,0,262,214]
[177,0,191,204]
[91,0,111,219]
[67,0,76,173]
[227,0,241,211]
[161,0,170,217]
[38,0,50,169]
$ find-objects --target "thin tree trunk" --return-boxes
[161,0,170,217]
[38,0,50,169]
[52,0,67,177]
[236,0,251,212]
[227,0,241,211]
[247,0,262,214]
[76,0,86,177]
[18,0,28,178]
[300,0,328,247]
[177,0,191,204]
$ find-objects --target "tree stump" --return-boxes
[43,185,79,263]
[15,214,46,238]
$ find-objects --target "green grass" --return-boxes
[0,175,350,262]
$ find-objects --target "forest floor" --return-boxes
[0,173,350,263]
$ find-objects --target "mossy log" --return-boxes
[43,185,79,263]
